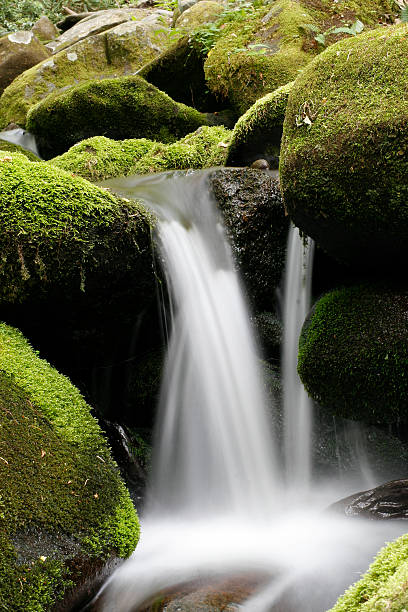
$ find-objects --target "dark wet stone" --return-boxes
[329,479,408,519]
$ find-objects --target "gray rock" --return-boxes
[31,15,60,41]
[329,479,408,520]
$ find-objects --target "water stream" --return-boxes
[95,170,405,611]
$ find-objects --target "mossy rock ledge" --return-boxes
[298,285,408,425]
[26,75,216,158]
[280,24,408,269]
[0,322,140,611]
[329,533,408,612]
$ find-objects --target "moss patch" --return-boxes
[26,75,214,158]
[0,139,40,161]
[226,80,294,167]
[280,23,408,266]
[329,534,408,611]
[298,285,408,425]
[0,150,155,306]
[0,322,139,610]
[49,126,231,180]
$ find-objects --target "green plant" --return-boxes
[304,19,364,47]
[395,0,408,21]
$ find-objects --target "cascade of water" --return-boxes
[282,225,315,490]
[0,128,41,158]
[95,171,405,612]
[105,170,278,518]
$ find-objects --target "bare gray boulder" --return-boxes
[31,16,59,42]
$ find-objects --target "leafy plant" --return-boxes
[304,19,364,47]
[395,0,408,22]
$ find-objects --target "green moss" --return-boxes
[0,140,40,161]
[175,0,223,32]
[0,23,174,129]
[226,81,294,166]
[49,127,231,179]
[298,285,408,425]
[0,322,140,610]
[26,75,214,158]
[203,0,318,114]
[329,534,408,611]
[0,151,155,305]
[280,23,408,264]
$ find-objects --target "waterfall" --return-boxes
[95,170,405,612]
[282,225,315,489]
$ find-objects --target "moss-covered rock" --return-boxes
[26,75,215,158]
[0,322,139,611]
[0,138,40,161]
[280,23,408,268]
[0,17,173,129]
[49,126,232,180]
[203,0,394,115]
[329,534,408,611]
[226,81,293,168]
[0,150,155,306]
[298,285,408,425]
[210,168,288,310]
[174,0,223,32]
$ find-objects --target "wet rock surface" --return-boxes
[0,31,50,95]
[330,479,408,519]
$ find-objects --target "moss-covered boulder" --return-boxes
[0,322,139,611]
[0,138,40,161]
[226,81,293,168]
[0,150,155,306]
[174,0,223,32]
[329,534,408,611]
[280,23,408,268]
[49,126,231,180]
[26,75,215,158]
[0,15,173,129]
[298,285,408,425]
[0,31,50,95]
[203,0,394,115]
[210,168,288,310]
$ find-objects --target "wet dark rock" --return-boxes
[0,31,50,95]
[210,168,288,311]
[329,479,408,519]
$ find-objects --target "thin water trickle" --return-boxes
[95,170,405,612]
[282,225,315,491]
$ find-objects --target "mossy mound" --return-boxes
[49,127,231,180]
[226,81,293,168]
[203,0,318,115]
[210,168,288,310]
[0,322,139,611]
[298,285,408,425]
[0,18,173,129]
[280,23,408,268]
[0,151,155,306]
[26,75,214,158]
[0,139,40,161]
[174,0,223,32]
[329,534,408,611]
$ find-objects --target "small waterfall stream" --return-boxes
[96,170,405,612]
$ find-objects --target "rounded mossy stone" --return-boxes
[226,81,294,168]
[0,151,155,306]
[0,322,140,611]
[49,126,232,180]
[280,23,408,268]
[329,533,408,612]
[26,75,213,158]
[174,0,223,32]
[298,285,408,425]
[203,0,318,115]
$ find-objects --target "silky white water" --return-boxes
[97,170,405,611]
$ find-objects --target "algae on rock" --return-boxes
[0,322,139,611]
[26,75,216,157]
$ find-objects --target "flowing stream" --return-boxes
[96,170,405,611]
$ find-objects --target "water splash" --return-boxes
[0,128,41,158]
